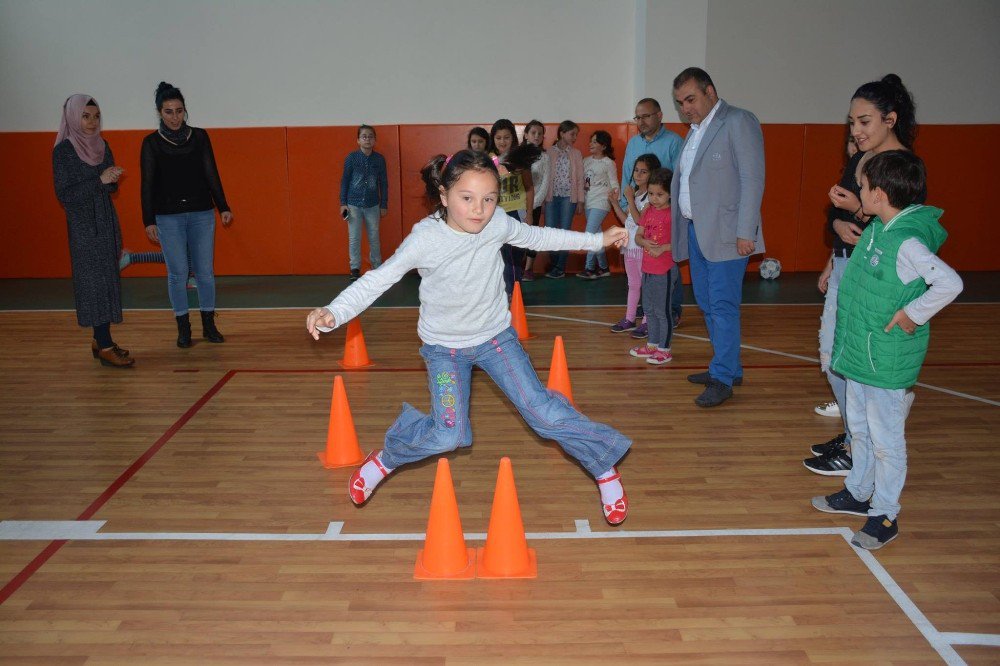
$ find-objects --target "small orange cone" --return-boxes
[546,335,575,406]
[476,457,537,578]
[414,458,476,580]
[316,375,366,468]
[510,282,533,340]
[340,318,373,369]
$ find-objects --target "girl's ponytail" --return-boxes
[420,154,448,214]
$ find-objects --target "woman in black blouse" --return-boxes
[53,94,133,367]
[141,81,233,348]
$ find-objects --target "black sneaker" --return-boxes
[810,432,848,456]
[851,515,899,550]
[803,450,852,476]
[349,269,361,281]
[686,371,743,386]
[546,268,565,279]
[694,380,733,407]
[811,488,870,516]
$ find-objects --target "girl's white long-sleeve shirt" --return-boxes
[321,207,603,348]
[530,150,550,209]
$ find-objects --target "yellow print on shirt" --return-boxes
[498,171,527,213]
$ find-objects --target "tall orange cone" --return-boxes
[340,318,373,369]
[476,457,537,578]
[414,458,476,580]
[316,375,366,468]
[546,335,575,406]
[510,282,533,340]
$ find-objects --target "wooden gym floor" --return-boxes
[0,299,997,664]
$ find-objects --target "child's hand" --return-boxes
[306,307,337,340]
[818,257,833,293]
[624,185,635,203]
[646,243,665,258]
[885,309,917,335]
[608,188,620,203]
[602,226,628,248]
[497,164,510,177]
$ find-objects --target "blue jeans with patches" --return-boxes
[378,326,632,477]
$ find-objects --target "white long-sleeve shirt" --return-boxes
[321,207,604,348]
[897,238,964,325]
[530,150,550,209]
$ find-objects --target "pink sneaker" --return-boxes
[647,349,673,365]
[629,345,657,358]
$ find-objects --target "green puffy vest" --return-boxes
[831,205,947,389]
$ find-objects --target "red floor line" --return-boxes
[0,370,237,606]
[0,541,67,606]
[234,361,1000,374]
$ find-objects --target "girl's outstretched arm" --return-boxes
[306,224,424,338]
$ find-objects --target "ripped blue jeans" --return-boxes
[379,326,631,477]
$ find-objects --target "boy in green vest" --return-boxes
[811,150,963,550]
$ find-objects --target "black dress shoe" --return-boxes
[687,371,743,386]
[695,380,734,407]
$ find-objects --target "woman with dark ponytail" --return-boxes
[140,82,233,348]
[306,149,634,525]
[806,74,921,476]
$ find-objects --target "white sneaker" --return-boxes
[814,401,840,417]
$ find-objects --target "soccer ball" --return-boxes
[759,257,782,280]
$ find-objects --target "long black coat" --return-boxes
[53,139,123,327]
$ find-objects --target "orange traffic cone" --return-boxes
[340,318,373,369]
[510,282,533,340]
[316,375,366,468]
[414,458,476,580]
[546,335,575,406]
[476,457,537,578]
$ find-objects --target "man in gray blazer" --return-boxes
[670,67,765,407]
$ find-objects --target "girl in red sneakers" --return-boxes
[628,168,675,365]
[306,150,633,525]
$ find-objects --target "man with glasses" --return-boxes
[621,98,684,335]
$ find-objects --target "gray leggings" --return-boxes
[642,271,673,349]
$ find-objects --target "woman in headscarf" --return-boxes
[52,94,133,367]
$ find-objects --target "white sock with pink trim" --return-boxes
[596,467,624,505]
[359,452,394,491]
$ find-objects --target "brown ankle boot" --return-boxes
[92,339,129,358]
[97,344,135,368]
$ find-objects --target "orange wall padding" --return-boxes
[2,122,996,278]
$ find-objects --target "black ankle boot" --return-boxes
[201,310,225,343]
[176,313,192,348]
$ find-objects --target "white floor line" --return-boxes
[0,520,846,543]
[844,532,965,665]
[938,632,1000,646]
[527,312,1000,406]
